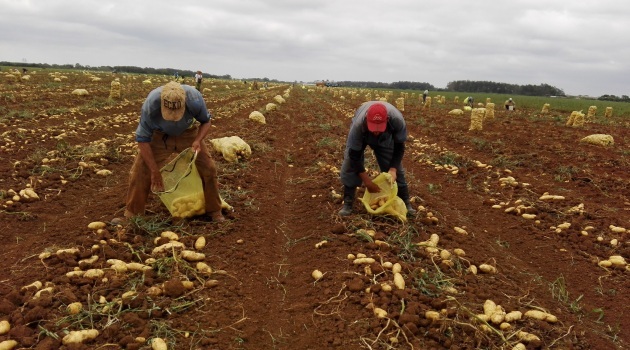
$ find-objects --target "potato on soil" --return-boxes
[151,337,167,350]
[180,250,205,261]
[62,329,99,344]
[0,320,9,335]
[312,269,323,281]
[67,302,83,315]
[194,236,206,250]
[0,340,18,350]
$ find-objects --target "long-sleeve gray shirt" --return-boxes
[345,101,408,173]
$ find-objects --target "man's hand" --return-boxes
[150,170,165,192]
[191,140,202,152]
[388,168,397,184]
[365,180,381,193]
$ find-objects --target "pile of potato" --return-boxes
[170,192,205,218]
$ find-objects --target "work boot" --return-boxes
[397,185,417,216]
[338,186,356,216]
[405,202,417,216]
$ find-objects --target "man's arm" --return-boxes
[138,142,164,192]
[191,121,211,152]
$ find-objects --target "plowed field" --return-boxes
[0,71,628,350]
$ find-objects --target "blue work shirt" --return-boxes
[135,84,211,142]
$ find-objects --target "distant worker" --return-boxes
[504,98,515,110]
[464,96,474,107]
[422,90,429,103]
[338,101,417,217]
[194,71,203,91]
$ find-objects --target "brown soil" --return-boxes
[0,72,628,350]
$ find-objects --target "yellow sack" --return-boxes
[360,173,408,222]
[155,148,205,218]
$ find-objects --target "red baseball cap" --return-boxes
[366,103,388,132]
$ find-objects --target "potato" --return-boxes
[609,225,626,233]
[21,280,42,291]
[146,286,163,297]
[382,261,393,269]
[67,302,83,315]
[0,320,10,335]
[110,262,128,273]
[453,248,466,256]
[205,280,220,288]
[392,263,402,274]
[393,273,405,290]
[524,310,557,323]
[512,343,526,350]
[380,283,392,292]
[194,236,206,250]
[56,248,79,256]
[62,329,99,344]
[122,291,137,301]
[517,330,540,342]
[180,250,205,262]
[598,260,612,268]
[490,308,506,324]
[126,262,151,271]
[84,269,104,279]
[425,310,440,321]
[151,337,167,350]
[161,231,179,241]
[475,314,490,322]
[0,340,18,350]
[468,265,478,275]
[504,310,522,322]
[373,307,388,318]
[33,287,54,299]
[479,264,497,274]
[353,257,375,265]
[483,300,497,316]
[196,262,213,274]
[608,255,626,266]
[374,240,389,247]
[79,255,99,265]
[453,227,468,235]
[315,240,328,248]
[152,241,185,255]
[311,269,323,281]
[87,221,106,230]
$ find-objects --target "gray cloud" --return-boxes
[2,0,629,96]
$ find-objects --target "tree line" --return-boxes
[445,80,565,97]
[0,61,232,80]
[3,61,627,101]
[328,80,567,98]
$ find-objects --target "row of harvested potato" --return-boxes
[21,223,220,346]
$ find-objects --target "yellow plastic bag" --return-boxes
[155,148,205,218]
[360,173,408,222]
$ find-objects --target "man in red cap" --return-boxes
[338,101,417,216]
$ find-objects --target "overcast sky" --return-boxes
[2,0,629,97]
